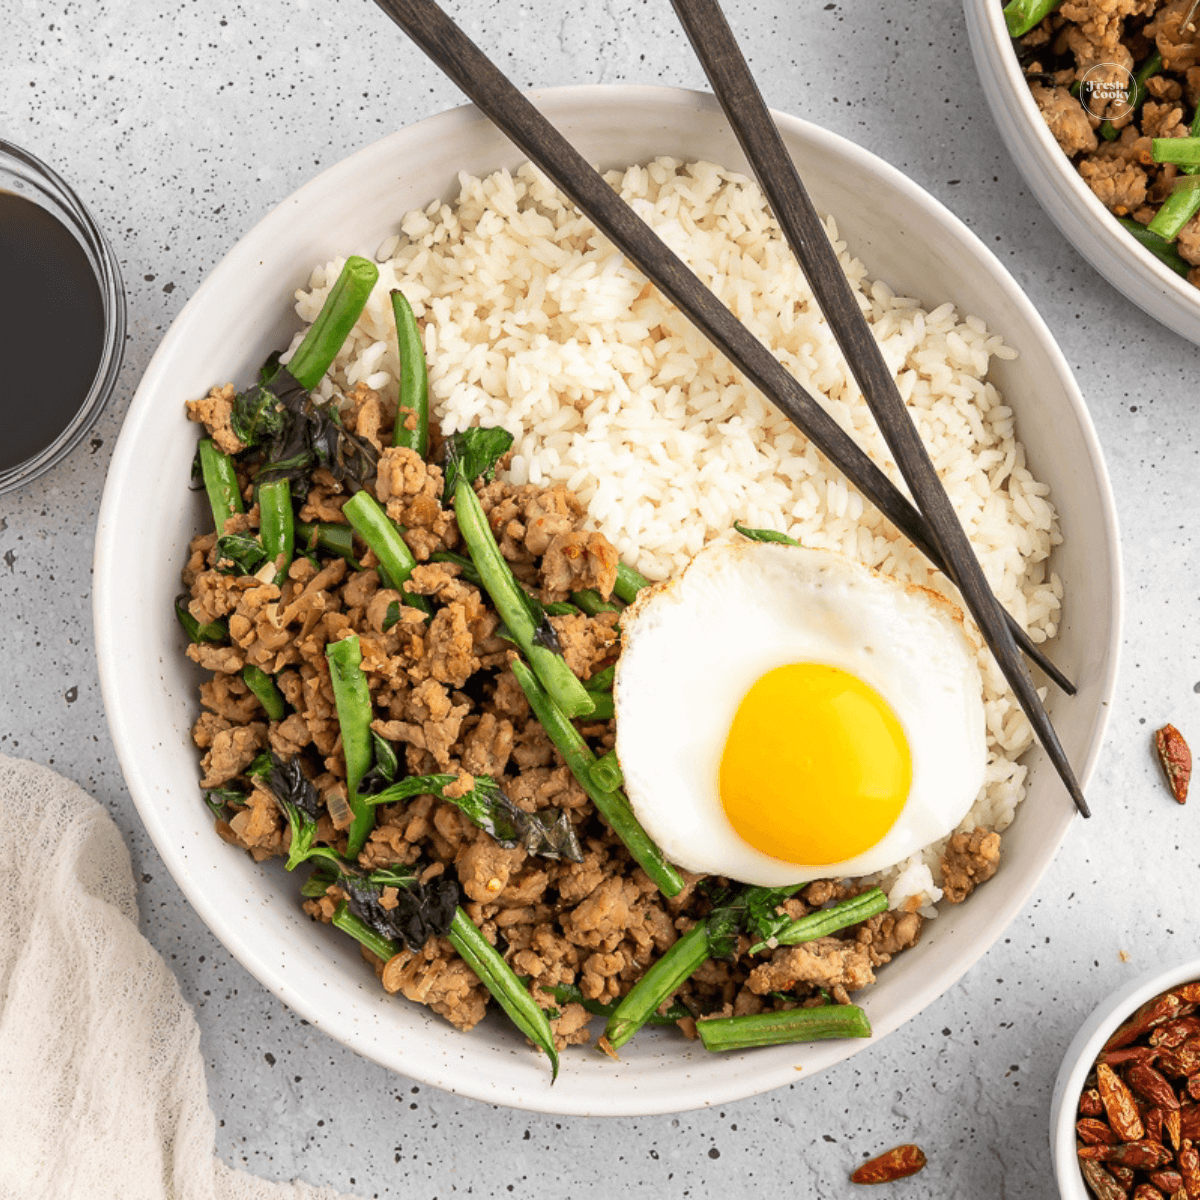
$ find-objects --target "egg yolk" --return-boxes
[718,663,912,866]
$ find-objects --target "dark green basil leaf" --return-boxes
[733,521,800,546]
[214,533,269,576]
[440,426,514,502]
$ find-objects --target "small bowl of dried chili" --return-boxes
[1052,957,1200,1198]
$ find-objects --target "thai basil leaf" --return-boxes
[203,785,245,820]
[341,874,459,953]
[214,533,269,576]
[366,772,583,862]
[382,600,402,633]
[440,426,514,503]
[733,521,800,547]
[251,371,378,501]
[174,595,228,644]
[267,753,323,820]
[703,884,800,961]
[245,752,274,782]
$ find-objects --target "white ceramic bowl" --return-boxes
[1051,957,1200,1197]
[94,85,1122,1115]
[963,0,1200,345]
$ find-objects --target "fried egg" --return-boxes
[613,540,987,886]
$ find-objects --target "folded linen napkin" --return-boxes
[0,755,359,1200]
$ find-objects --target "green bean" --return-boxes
[448,909,559,1080]
[510,659,683,898]
[605,922,709,1050]
[390,290,430,457]
[613,561,651,604]
[332,901,398,964]
[588,749,623,793]
[1002,0,1061,37]
[174,595,228,644]
[696,1004,872,1052]
[241,664,286,722]
[197,438,244,533]
[1149,112,1200,241]
[256,478,294,582]
[1152,137,1200,168]
[342,491,432,615]
[285,256,379,391]
[748,888,889,954]
[1118,218,1192,276]
[455,481,594,718]
[570,589,623,616]
[295,520,359,565]
[325,634,376,858]
[1100,51,1162,141]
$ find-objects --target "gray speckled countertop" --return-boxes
[2,0,1197,1196]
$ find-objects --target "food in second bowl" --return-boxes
[1073,979,1200,1196]
[179,158,1064,1072]
[1007,0,1200,287]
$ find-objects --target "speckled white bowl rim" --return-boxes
[962,0,1200,345]
[1052,957,1200,1197]
[94,85,1122,1116]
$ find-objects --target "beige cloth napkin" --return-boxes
[0,754,360,1200]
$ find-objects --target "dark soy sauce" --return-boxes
[0,190,105,473]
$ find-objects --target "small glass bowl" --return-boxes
[0,139,126,495]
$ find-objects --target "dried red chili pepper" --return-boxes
[849,1144,927,1184]
[1168,1110,1184,1152]
[1100,1062,1148,1141]
[1107,996,1194,1052]
[1111,1163,1136,1188]
[1180,1105,1200,1140]
[1155,725,1191,804]
[1178,1140,1200,1196]
[1082,1087,1106,1117]
[1079,1117,1121,1145]
[1105,1046,1163,1068]
[1078,1142,1175,1169]
[1161,1043,1200,1080]
[1130,1064,1183,1111]
[1188,1076,1200,1103]
[1079,1159,1133,1200]
[1174,985,1200,1005]
[1133,1185,1167,1200]
[1148,1108,1167,1144]
[1153,1020,1200,1050]
[1149,1169,1184,1193]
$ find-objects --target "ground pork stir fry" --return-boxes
[1014,0,1200,287]
[180,261,1005,1070]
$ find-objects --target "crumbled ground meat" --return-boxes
[940,827,1002,903]
[182,405,992,1055]
[186,383,244,456]
[1020,0,1200,288]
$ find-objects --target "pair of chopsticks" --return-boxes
[369,0,1088,817]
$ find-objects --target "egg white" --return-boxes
[613,540,988,887]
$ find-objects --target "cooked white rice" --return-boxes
[287,157,1064,908]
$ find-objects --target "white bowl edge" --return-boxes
[94,85,1123,1115]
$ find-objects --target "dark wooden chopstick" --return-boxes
[667,0,1087,817]
[368,0,1087,816]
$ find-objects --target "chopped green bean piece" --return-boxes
[241,665,286,721]
[455,480,594,718]
[1118,218,1192,276]
[342,491,432,616]
[588,749,623,793]
[326,634,375,858]
[296,519,359,565]
[332,901,398,963]
[510,659,682,898]
[257,478,294,582]
[1002,0,1062,38]
[696,1004,872,1052]
[197,438,243,533]
[390,290,430,457]
[570,589,623,616]
[748,888,888,954]
[448,910,559,1080]
[174,595,228,644]
[613,561,651,604]
[285,256,379,391]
